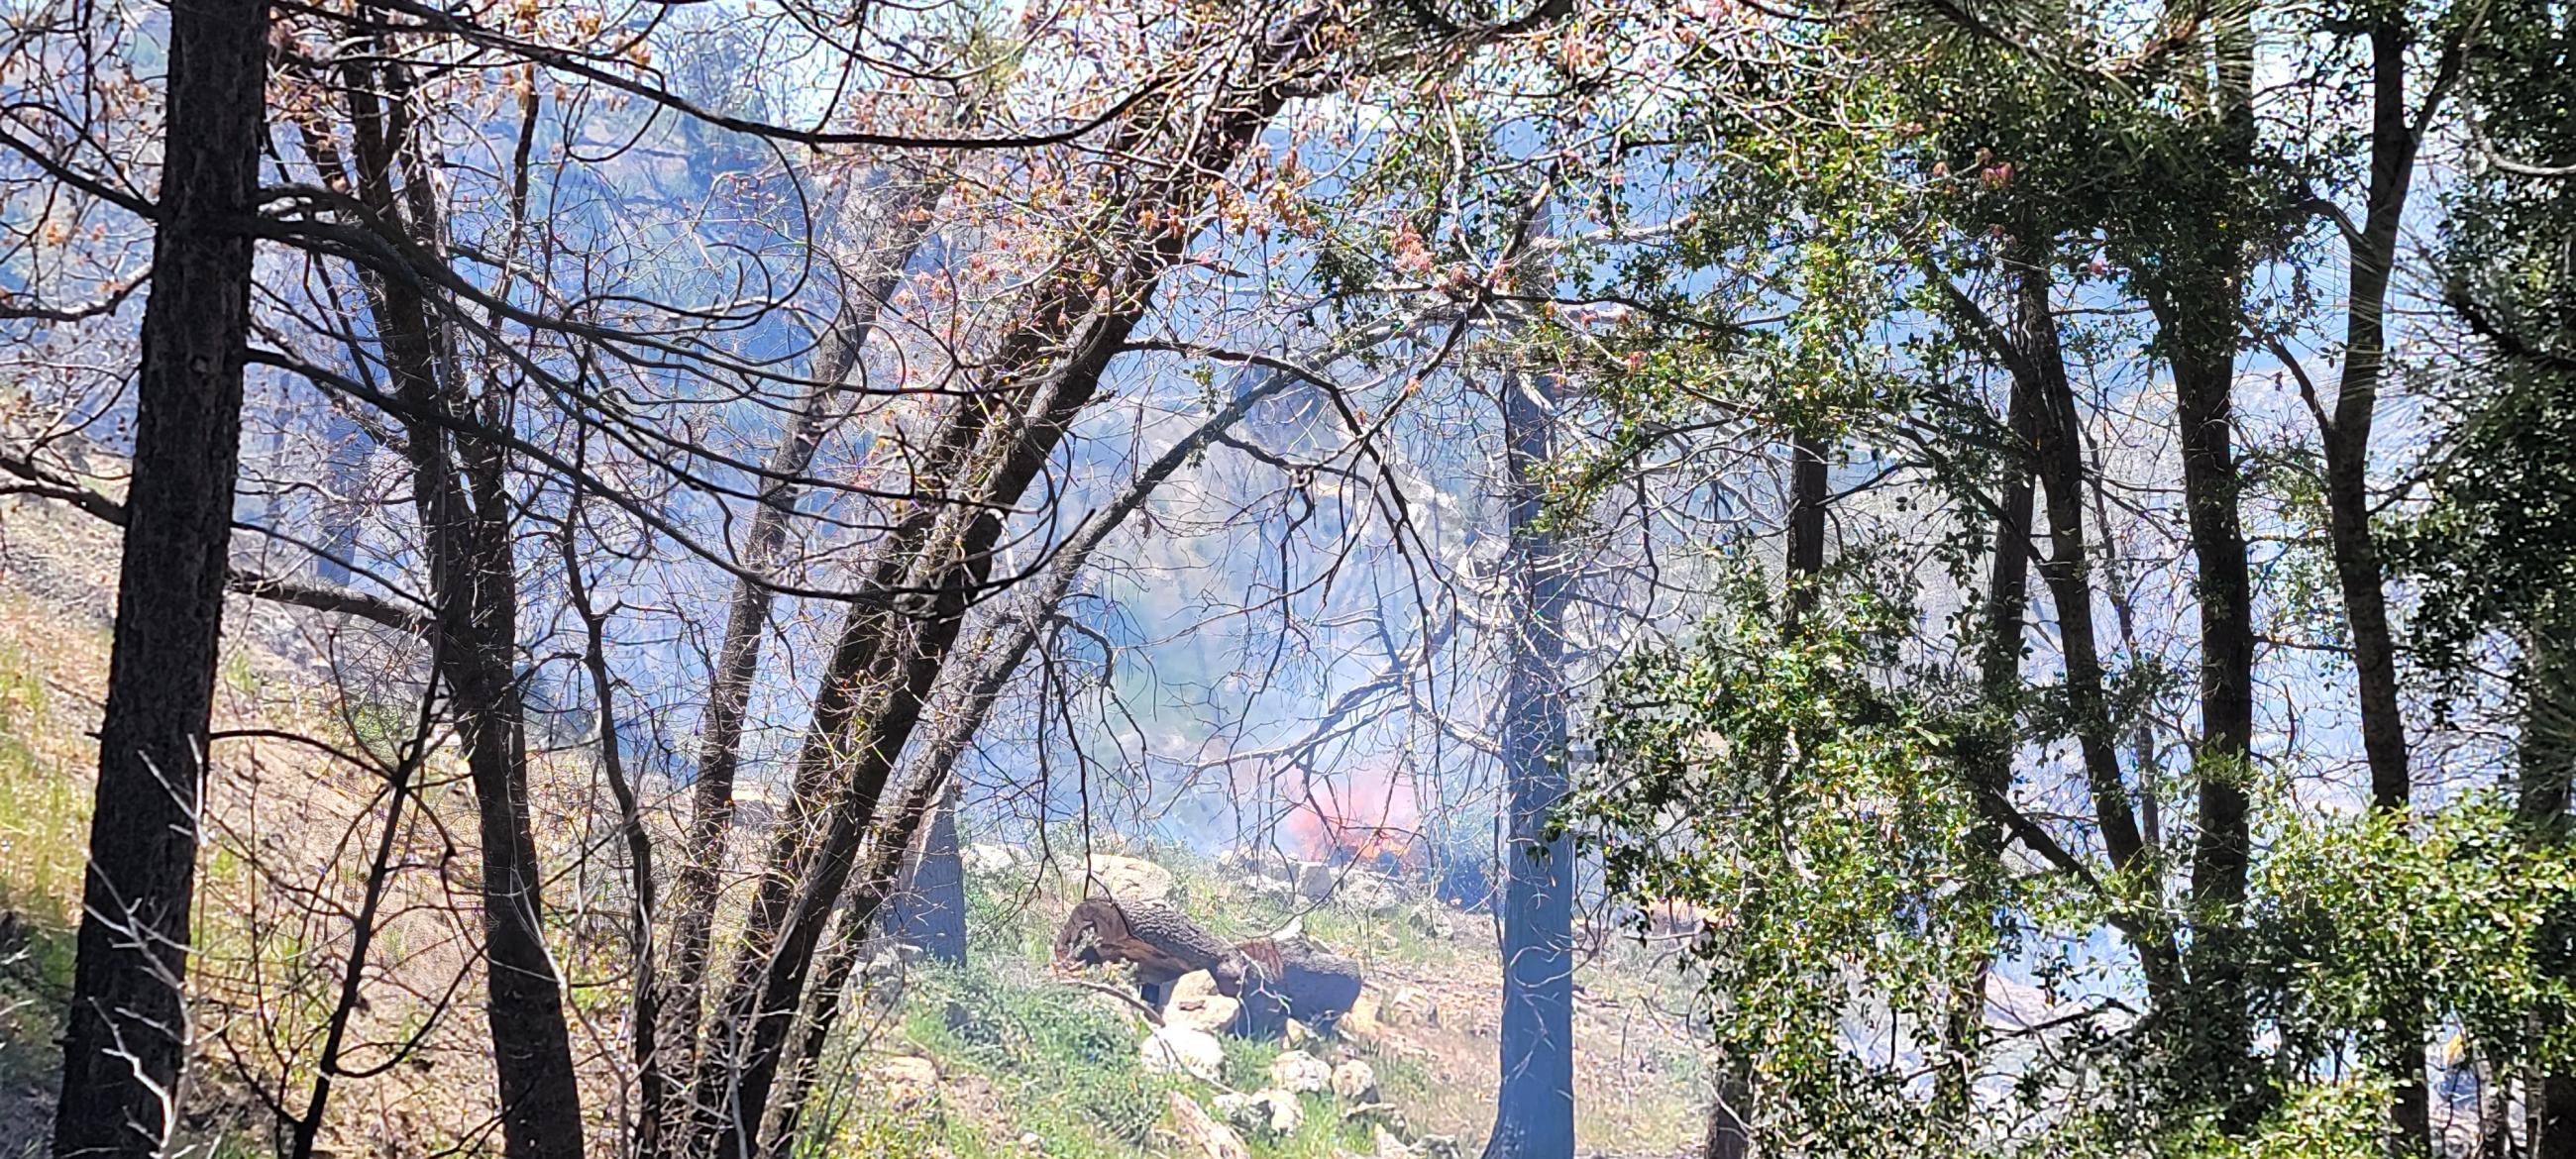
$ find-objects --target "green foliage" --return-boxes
[1564,557,1997,1155]
[2253,798,2576,1078]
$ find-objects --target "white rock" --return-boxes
[866,1055,940,1109]
[1268,1049,1332,1095]
[1331,1058,1379,1103]
[1166,1092,1252,1159]
[1140,1024,1227,1084]
[1213,1089,1305,1137]
[963,842,1028,874]
[1372,1124,1416,1159]
[1083,853,1176,902]
[1164,971,1243,1035]
[1381,987,1439,1028]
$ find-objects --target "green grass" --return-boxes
[0,642,81,1090]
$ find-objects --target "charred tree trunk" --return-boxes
[320,53,587,1158]
[52,3,268,1153]
[1484,369,1574,1159]
[650,175,941,1152]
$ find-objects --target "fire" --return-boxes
[1279,757,1422,866]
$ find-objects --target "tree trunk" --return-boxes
[889,779,967,965]
[650,175,941,1152]
[323,52,588,1157]
[52,3,267,1153]
[2522,635,2576,1159]
[2320,27,2441,1148]
[1483,369,1574,1159]
[2008,250,2182,1001]
[754,360,1305,1154]
[1939,341,2039,1123]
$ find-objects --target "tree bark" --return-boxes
[1483,369,1574,1159]
[2522,636,2576,1159]
[53,2,268,1153]
[1939,349,2038,1123]
[888,779,966,965]
[2324,25,2438,1151]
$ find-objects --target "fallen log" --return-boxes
[1052,896,1234,1010]
[1220,936,1362,1038]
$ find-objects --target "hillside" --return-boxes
[0,491,1720,1159]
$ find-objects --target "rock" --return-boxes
[964,842,1029,874]
[1372,1125,1416,1159]
[1418,1135,1463,1159]
[1334,869,1406,912]
[1083,853,1175,902]
[1381,987,1439,1028]
[1165,971,1245,1034]
[1268,1049,1333,1095]
[866,1055,940,1109]
[1331,1058,1379,1103]
[1140,1025,1227,1084]
[1342,990,1386,1039]
[1283,1018,1314,1047]
[1166,1092,1252,1159]
[1213,1089,1305,1137]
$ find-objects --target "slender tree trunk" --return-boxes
[53,4,268,1153]
[2011,251,2180,997]
[889,779,967,965]
[326,52,587,1157]
[1484,369,1574,1159]
[1939,359,2039,1123]
[684,24,1331,1155]
[650,174,938,1154]
[2324,25,2439,1151]
[2133,24,2265,1110]
[2522,636,2576,1159]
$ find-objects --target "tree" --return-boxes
[53,2,269,1153]
[1484,368,1576,1159]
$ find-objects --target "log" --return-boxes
[1052,897,1234,1010]
[1221,936,1362,1038]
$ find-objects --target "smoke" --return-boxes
[1278,754,1423,865]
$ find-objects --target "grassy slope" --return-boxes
[809,847,1712,1159]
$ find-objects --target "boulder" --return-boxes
[1164,971,1243,1035]
[865,1055,940,1110]
[1165,1092,1251,1159]
[1267,1049,1332,1095]
[1139,1025,1227,1084]
[1083,853,1175,902]
[963,842,1029,874]
[1213,1089,1305,1137]
[1331,1058,1379,1103]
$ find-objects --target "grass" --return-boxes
[0,640,83,1092]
